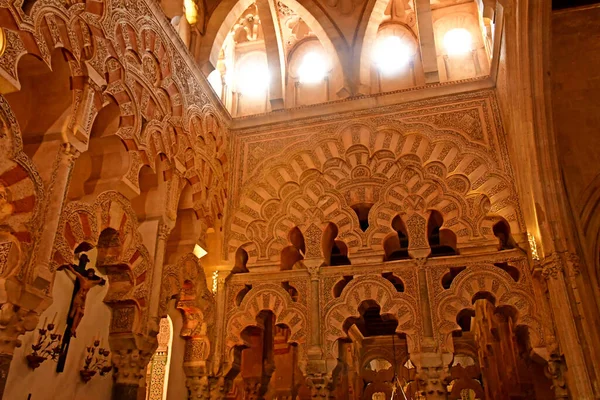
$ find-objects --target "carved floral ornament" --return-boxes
[227,124,521,265]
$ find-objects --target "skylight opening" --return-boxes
[372,35,411,76]
[298,52,328,84]
[184,0,197,24]
[193,244,208,259]
[235,55,270,98]
[443,28,473,56]
[207,70,222,98]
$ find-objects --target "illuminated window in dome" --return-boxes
[297,52,328,84]
[372,35,411,76]
[207,69,223,98]
[235,53,270,97]
[443,28,473,56]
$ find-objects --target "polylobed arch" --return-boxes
[433,266,546,354]
[323,275,419,357]
[228,123,522,265]
[226,284,307,347]
[3,48,86,186]
[51,192,153,339]
[225,284,308,366]
[160,253,215,344]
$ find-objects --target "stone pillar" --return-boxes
[412,352,452,400]
[32,143,80,292]
[211,272,228,374]
[305,261,326,375]
[415,0,440,83]
[112,348,153,400]
[148,221,173,334]
[540,253,593,397]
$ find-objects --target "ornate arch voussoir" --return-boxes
[323,275,419,357]
[225,284,307,351]
[434,266,543,351]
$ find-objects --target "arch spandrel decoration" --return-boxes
[227,122,522,266]
[432,265,546,353]
[323,275,420,357]
[225,283,308,364]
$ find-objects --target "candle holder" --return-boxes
[26,320,63,370]
[79,339,112,383]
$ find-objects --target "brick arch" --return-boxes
[323,275,419,356]
[51,191,153,335]
[225,284,308,354]
[0,6,93,93]
[0,95,45,267]
[433,265,545,353]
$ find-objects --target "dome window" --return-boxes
[235,53,270,97]
[297,51,328,84]
[372,35,411,76]
[443,28,473,56]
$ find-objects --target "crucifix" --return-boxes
[55,252,106,373]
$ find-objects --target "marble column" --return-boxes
[211,273,228,373]
[148,221,173,334]
[305,261,324,369]
[32,143,80,292]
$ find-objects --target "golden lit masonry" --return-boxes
[0,0,597,398]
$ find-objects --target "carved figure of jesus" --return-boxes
[59,254,106,337]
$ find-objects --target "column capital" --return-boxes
[186,375,211,400]
[546,354,569,399]
[157,221,173,241]
[540,252,564,280]
[58,142,81,162]
[411,352,452,400]
[307,374,335,399]
[112,348,154,386]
